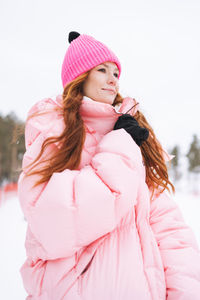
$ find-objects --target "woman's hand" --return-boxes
[113,114,149,146]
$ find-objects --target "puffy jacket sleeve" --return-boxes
[150,191,200,299]
[18,100,143,260]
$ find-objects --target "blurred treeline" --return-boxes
[169,135,200,185]
[0,112,25,185]
[0,111,200,186]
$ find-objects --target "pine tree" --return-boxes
[170,145,181,181]
[186,135,200,173]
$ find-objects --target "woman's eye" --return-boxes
[98,68,119,78]
[98,68,106,72]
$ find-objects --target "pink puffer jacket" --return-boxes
[18,95,200,300]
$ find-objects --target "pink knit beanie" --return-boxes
[61,31,121,88]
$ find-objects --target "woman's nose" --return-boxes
[107,73,117,85]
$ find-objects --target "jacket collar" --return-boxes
[80,96,123,135]
[54,94,173,161]
[55,94,137,136]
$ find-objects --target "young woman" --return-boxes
[18,31,200,299]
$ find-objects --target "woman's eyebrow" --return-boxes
[100,63,119,72]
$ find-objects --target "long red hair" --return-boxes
[24,71,175,197]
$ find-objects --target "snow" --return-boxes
[0,196,27,300]
[0,191,200,300]
[173,191,200,246]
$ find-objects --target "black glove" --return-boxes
[113,114,149,146]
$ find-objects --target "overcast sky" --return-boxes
[1,0,200,154]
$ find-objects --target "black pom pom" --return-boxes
[68,31,80,43]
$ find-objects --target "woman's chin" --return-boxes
[95,95,115,105]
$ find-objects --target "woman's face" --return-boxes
[82,61,120,105]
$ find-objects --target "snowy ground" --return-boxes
[0,191,200,300]
[0,196,27,299]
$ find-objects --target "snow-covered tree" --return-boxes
[186,135,200,173]
[170,145,182,181]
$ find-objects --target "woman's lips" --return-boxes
[102,89,115,94]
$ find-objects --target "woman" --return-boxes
[18,31,200,299]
